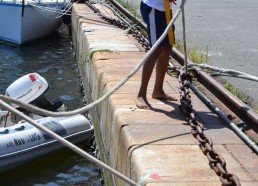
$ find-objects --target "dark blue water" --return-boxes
[0,25,101,186]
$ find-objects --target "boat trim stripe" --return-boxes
[0,3,30,7]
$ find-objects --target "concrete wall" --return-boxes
[71,3,258,186]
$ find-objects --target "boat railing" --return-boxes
[0,0,68,5]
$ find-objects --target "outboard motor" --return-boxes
[5,73,63,112]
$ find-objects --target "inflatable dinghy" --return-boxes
[0,73,93,173]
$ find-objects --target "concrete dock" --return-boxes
[72,3,258,186]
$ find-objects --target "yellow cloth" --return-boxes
[164,0,175,44]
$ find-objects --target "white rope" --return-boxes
[0,0,186,117]
[31,4,72,14]
[0,1,188,185]
[0,99,139,186]
[189,64,258,81]
[29,0,74,19]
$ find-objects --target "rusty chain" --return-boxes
[178,71,241,186]
[85,1,150,51]
[85,1,241,185]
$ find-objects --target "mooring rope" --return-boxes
[189,64,258,81]
[0,1,187,185]
[0,99,139,186]
[0,0,247,184]
[29,0,74,19]
[0,0,186,117]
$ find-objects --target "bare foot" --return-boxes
[152,92,178,101]
[136,97,153,110]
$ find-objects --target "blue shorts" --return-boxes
[140,1,175,47]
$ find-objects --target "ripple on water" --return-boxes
[0,25,101,185]
[38,67,50,73]
[59,95,74,101]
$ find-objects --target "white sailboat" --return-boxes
[0,0,71,44]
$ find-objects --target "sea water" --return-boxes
[0,25,101,186]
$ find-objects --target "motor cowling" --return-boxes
[5,73,63,111]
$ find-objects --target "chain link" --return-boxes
[85,1,241,185]
[85,1,149,51]
[178,71,241,186]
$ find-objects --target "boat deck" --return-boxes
[72,3,258,186]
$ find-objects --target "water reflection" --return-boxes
[1,145,101,185]
[0,25,82,110]
[0,25,101,185]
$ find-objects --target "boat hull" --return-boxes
[0,114,93,173]
[0,3,63,44]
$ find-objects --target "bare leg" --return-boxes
[152,45,177,101]
[136,48,161,109]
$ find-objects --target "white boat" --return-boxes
[0,0,70,44]
[0,73,93,172]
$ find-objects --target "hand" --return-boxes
[169,0,177,5]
